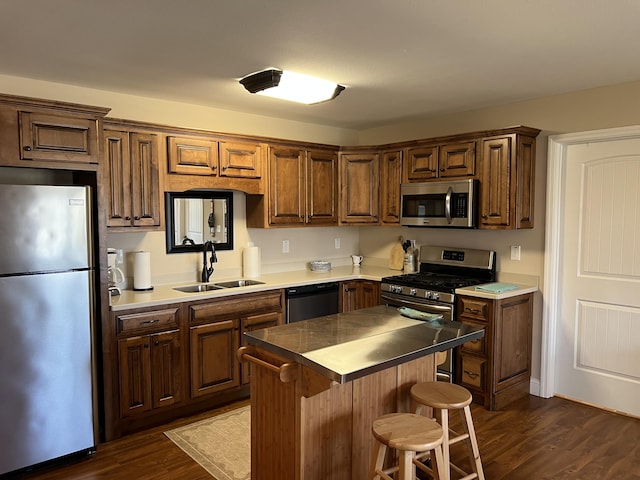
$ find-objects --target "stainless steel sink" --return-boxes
[214,279,265,288]
[173,279,265,293]
[173,284,226,293]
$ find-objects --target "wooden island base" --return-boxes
[240,346,436,480]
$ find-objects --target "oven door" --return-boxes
[381,292,455,382]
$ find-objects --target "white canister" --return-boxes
[243,242,261,278]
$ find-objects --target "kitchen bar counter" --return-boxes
[244,305,484,383]
[240,305,484,479]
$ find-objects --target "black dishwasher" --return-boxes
[285,282,340,323]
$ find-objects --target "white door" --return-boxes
[544,128,640,417]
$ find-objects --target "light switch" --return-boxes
[282,239,290,253]
[510,245,521,261]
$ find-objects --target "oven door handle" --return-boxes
[445,186,453,224]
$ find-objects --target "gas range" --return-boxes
[381,246,495,383]
[381,246,496,306]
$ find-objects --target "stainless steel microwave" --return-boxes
[400,179,478,228]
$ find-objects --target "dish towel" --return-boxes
[475,283,519,293]
[397,307,443,322]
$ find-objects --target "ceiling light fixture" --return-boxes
[239,69,345,104]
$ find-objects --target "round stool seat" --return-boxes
[372,413,443,452]
[411,381,472,410]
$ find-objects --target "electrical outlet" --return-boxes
[510,245,521,261]
[282,239,290,253]
[334,237,341,249]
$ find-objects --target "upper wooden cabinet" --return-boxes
[164,132,266,195]
[219,140,263,179]
[479,130,537,229]
[167,135,218,176]
[104,127,161,229]
[404,140,475,181]
[339,150,380,225]
[0,94,109,170]
[246,145,338,227]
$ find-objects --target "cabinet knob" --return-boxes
[144,343,149,349]
[464,370,479,379]
[482,214,488,219]
[134,216,140,220]
[23,146,32,152]
[125,216,131,220]
[154,340,159,346]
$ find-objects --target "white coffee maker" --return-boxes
[107,248,125,296]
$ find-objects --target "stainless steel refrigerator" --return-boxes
[0,184,97,475]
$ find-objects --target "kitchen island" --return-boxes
[240,305,484,480]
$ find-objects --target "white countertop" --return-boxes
[455,283,538,299]
[109,265,399,311]
[109,265,538,311]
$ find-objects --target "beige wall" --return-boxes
[3,73,640,391]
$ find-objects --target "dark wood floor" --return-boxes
[9,395,640,480]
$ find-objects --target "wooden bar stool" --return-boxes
[411,382,485,480]
[370,413,449,480]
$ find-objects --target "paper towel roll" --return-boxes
[243,243,261,278]
[133,251,153,291]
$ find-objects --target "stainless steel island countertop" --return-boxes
[243,305,484,383]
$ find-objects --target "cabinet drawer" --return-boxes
[460,355,486,389]
[116,308,180,335]
[189,290,283,323]
[458,297,490,321]
[460,319,487,355]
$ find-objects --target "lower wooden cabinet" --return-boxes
[106,290,284,440]
[339,280,381,312]
[118,329,181,417]
[456,292,533,410]
[114,306,182,419]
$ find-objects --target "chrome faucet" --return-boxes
[201,241,217,283]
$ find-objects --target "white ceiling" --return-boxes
[1,0,639,129]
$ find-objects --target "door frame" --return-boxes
[541,125,640,398]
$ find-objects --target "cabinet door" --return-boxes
[479,136,512,228]
[167,135,218,176]
[19,112,98,164]
[118,335,152,417]
[219,141,264,178]
[190,319,240,398]
[151,330,182,409]
[380,149,402,224]
[104,130,133,227]
[339,280,360,312]
[130,132,161,227]
[306,149,338,225]
[339,152,380,224]
[360,281,381,309]
[515,135,536,229]
[404,145,438,181]
[240,312,281,384]
[439,141,475,177]
[269,147,305,225]
[494,295,532,391]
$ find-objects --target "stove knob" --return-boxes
[409,288,417,296]
[424,291,432,299]
[432,292,440,300]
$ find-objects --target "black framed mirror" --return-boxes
[165,191,234,253]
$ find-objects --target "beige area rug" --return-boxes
[165,405,250,480]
